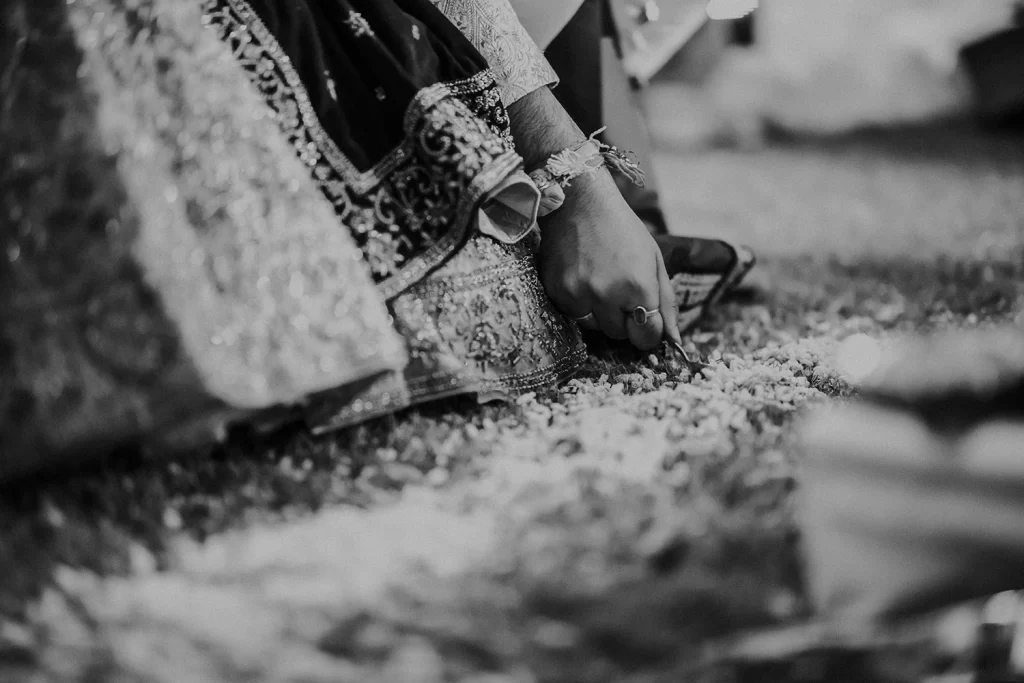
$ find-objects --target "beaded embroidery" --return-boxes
[1,0,410,470]
[202,0,521,299]
[343,10,374,38]
[199,0,587,426]
[309,235,587,433]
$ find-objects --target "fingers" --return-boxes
[594,246,667,350]
[575,312,601,331]
[656,249,683,347]
[595,306,629,340]
[543,270,602,332]
[614,242,671,352]
[540,241,675,349]
[624,303,664,350]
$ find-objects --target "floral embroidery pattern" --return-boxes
[312,236,587,432]
[203,0,521,299]
[344,10,374,38]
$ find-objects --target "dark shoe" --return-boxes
[580,235,756,359]
[654,234,757,332]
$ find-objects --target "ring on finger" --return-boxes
[573,312,596,323]
[630,305,661,326]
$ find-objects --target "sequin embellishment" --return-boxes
[309,236,587,433]
[325,71,338,101]
[202,0,519,299]
[1,0,407,472]
[344,10,374,38]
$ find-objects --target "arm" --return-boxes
[506,86,683,351]
[433,0,681,351]
[506,83,585,169]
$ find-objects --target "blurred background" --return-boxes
[617,0,1020,146]
[593,0,1024,257]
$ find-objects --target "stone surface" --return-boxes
[0,0,404,479]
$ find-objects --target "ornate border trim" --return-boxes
[377,149,521,300]
[309,345,586,435]
[203,0,527,300]
[205,0,500,196]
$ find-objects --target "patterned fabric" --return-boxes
[203,0,527,298]
[203,0,585,431]
[309,234,587,432]
[0,0,407,478]
[506,0,586,49]
[430,0,561,105]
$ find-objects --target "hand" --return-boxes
[502,85,681,350]
[537,169,682,351]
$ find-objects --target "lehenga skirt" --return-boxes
[202,0,588,431]
[0,0,586,478]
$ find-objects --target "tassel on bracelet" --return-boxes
[527,128,646,216]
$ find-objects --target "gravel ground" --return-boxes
[1,121,1022,683]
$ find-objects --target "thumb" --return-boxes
[657,249,683,347]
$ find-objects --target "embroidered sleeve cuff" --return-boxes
[430,0,559,106]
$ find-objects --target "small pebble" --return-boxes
[162,508,183,530]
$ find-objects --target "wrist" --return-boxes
[536,167,615,234]
[525,128,645,219]
[506,87,587,170]
[561,166,615,205]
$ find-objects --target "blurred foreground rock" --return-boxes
[0,0,404,480]
[801,327,1024,621]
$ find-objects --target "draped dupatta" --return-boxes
[0,0,408,478]
[203,0,586,430]
[202,0,542,300]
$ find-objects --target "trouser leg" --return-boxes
[545,0,670,235]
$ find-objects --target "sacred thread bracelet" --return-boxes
[528,127,646,216]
